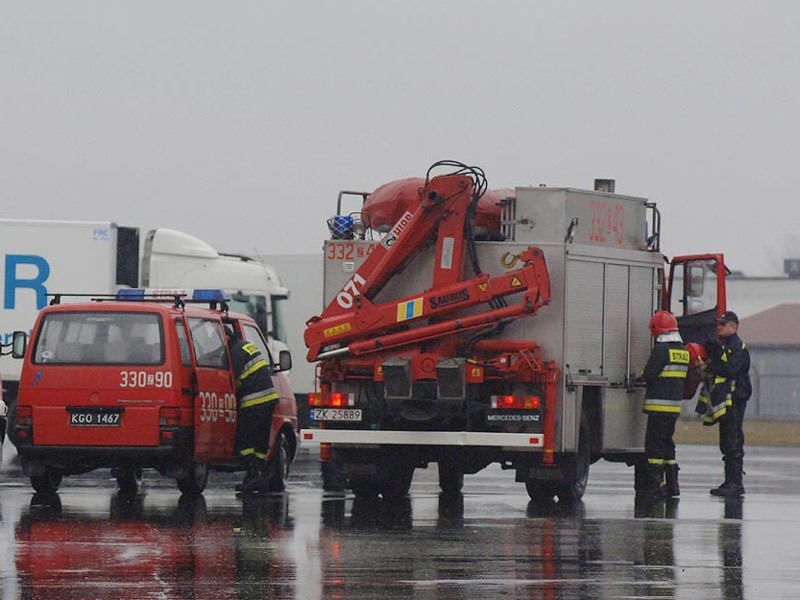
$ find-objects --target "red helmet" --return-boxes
[649,310,678,336]
[686,342,707,365]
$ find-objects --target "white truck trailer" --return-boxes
[0,220,290,405]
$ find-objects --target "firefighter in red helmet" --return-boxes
[636,310,690,500]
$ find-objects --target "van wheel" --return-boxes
[177,462,209,495]
[31,469,62,495]
[7,402,21,447]
[268,432,291,492]
[114,467,143,495]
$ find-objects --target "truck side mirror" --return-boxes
[11,331,27,359]
[277,350,292,372]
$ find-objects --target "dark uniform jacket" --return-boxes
[642,338,690,414]
[229,339,279,409]
[706,333,751,403]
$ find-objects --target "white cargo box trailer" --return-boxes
[1,220,290,405]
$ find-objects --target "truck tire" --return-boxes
[525,480,557,502]
[322,459,347,492]
[555,424,591,504]
[31,469,62,495]
[113,467,143,495]
[177,461,209,495]
[438,462,464,496]
[348,475,380,498]
[525,424,591,504]
[380,465,414,499]
[268,432,291,492]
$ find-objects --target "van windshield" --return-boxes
[33,312,163,365]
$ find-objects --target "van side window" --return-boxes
[174,319,193,367]
[187,318,229,370]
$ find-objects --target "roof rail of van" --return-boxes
[46,290,229,312]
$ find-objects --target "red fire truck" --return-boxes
[301,161,727,501]
[11,289,298,495]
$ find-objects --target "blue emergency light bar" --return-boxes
[115,288,228,302]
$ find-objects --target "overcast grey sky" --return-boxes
[2,2,798,276]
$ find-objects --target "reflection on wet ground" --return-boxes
[2,443,800,598]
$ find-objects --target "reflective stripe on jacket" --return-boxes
[695,352,733,425]
[230,339,279,409]
[643,340,689,414]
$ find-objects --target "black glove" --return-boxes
[704,337,724,361]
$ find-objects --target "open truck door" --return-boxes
[664,253,729,345]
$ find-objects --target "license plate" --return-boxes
[69,408,123,426]
[311,408,362,422]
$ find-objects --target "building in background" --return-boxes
[737,304,800,419]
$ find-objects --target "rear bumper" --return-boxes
[17,443,183,472]
[300,429,544,449]
[15,425,193,474]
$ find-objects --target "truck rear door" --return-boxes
[183,316,237,461]
[664,253,728,344]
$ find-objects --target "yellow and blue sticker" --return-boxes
[397,297,423,322]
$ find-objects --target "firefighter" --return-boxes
[705,311,751,497]
[227,328,280,494]
[637,310,689,500]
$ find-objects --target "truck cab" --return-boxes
[12,290,298,495]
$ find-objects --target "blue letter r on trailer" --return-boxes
[4,255,50,309]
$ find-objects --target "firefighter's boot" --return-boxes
[236,455,263,494]
[665,463,680,499]
[256,459,271,494]
[636,463,665,500]
[711,456,744,497]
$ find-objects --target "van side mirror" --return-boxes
[277,350,292,372]
[11,331,27,359]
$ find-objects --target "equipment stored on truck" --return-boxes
[301,160,728,502]
[11,289,298,495]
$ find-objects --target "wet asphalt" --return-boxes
[1,439,799,599]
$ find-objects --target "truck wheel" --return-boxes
[525,480,557,502]
[268,432,291,492]
[322,458,347,492]
[348,475,380,498]
[556,425,591,504]
[177,462,209,495]
[114,467,143,495]
[438,463,464,496]
[380,466,414,499]
[31,469,62,495]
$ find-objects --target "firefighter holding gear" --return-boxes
[637,310,689,499]
[693,338,733,426]
[705,311,751,497]
[227,329,280,494]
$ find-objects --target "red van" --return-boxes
[12,290,298,495]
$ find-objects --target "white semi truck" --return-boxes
[0,220,290,406]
